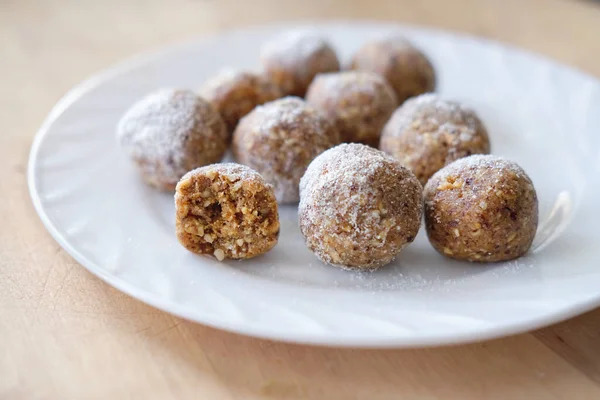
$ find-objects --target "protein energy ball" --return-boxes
[200,69,282,137]
[305,71,398,147]
[299,143,422,270]
[380,93,490,185]
[350,36,436,104]
[423,155,538,262]
[260,30,340,97]
[232,97,340,203]
[117,89,228,191]
[175,163,280,260]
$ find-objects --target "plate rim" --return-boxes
[28,20,600,348]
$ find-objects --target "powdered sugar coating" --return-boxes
[233,97,340,203]
[260,30,340,97]
[305,71,398,147]
[299,143,423,270]
[424,155,538,262]
[380,93,490,185]
[117,89,228,191]
[200,70,283,136]
[350,36,436,104]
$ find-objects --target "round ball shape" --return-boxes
[350,36,436,104]
[232,97,340,203]
[260,31,340,97]
[117,89,228,191]
[305,71,398,147]
[380,94,490,185]
[423,155,538,262]
[299,143,423,270]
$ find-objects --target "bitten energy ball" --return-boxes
[260,31,340,97]
[117,89,228,191]
[200,69,282,136]
[175,163,280,260]
[299,143,422,271]
[350,36,436,104]
[232,97,340,203]
[305,71,398,147]
[424,155,538,262]
[380,94,490,185]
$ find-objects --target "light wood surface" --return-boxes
[2,0,600,398]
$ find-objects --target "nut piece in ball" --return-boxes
[424,155,538,262]
[350,36,436,104]
[175,163,280,260]
[200,69,283,137]
[299,143,423,271]
[380,93,490,185]
[260,31,340,97]
[232,97,341,203]
[305,71,398,147]
[117,89,228,191]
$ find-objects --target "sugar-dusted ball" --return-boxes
[260,31,340,97]
[232,97,340,203]
[380,94,490,185]
[305,71,397,147]
[117,89,228,191]
[299,143,423,270]
[350,36,436,104]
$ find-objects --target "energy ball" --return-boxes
[299,143,422,271]
[232,97,340,203]
[350,36,436,104]
[380,93,490,185]
[200,69,282,137]
[175,163,280,260]
[424,155,538,262]
[305,71,398,147]
[117,89,228,191]
[260,31,340,97]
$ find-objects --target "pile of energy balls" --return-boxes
[117,30,538,271]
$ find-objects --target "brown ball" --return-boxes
[260,31,340,97]
[200,69,283,137]
[232,97,340,203]
[424,155,538,262]
[299,143,423,271]
[305,71,398,147]
[380,94,490,185]
[175,163,280,260]
[117,89,227,191]
[350,36,436,104]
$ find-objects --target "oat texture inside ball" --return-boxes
[175,163,280,260]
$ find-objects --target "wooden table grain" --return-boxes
[2,0,600,398]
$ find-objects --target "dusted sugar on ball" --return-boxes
[117,89,228,191]
[305,71,398,147]
[299,143,423,271]
[424,155,538,262]
[175,163,280,260]
[232,97,340,203]
[380,93,490,185]
[350,36,436,104]
[200,69,283,136]
[260,31,340,97]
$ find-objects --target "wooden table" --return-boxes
[2,0,600,398]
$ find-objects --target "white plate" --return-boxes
[29,21,600,347]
